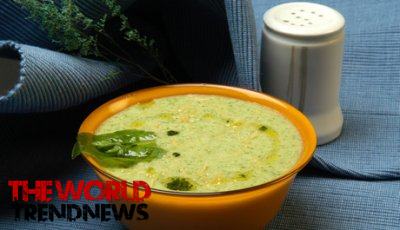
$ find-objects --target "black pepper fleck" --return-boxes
[167,130,179,136]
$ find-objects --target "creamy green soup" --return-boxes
[95,94,302,193]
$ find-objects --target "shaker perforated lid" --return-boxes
[263,2,345,37]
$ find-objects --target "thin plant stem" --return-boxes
[98,43,169,84]
[100,31,177,83]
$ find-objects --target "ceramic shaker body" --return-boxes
[260,2,345,145]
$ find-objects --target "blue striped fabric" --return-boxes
[0,1,54,49]
[268,170,400,229]
[224,0,260,90]
[0,41,136,113]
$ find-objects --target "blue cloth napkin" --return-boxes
[0,0,399,229]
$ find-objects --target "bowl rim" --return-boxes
[78,83,317,197]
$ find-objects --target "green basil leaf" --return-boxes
[92,138,123,149]
[72,129,165,168]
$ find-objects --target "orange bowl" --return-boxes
[78,84,316,230]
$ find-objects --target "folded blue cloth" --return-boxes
[268,171,400,229]
[0,41,136,112]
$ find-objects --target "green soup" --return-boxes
[95,94,302,193]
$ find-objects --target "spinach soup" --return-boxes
[88,94,302,193]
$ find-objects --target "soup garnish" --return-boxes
[73,130,165,168]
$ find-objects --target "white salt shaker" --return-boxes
[260,2,345,145]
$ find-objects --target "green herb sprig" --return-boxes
[165,177,194,191]
[14,0,176,84]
